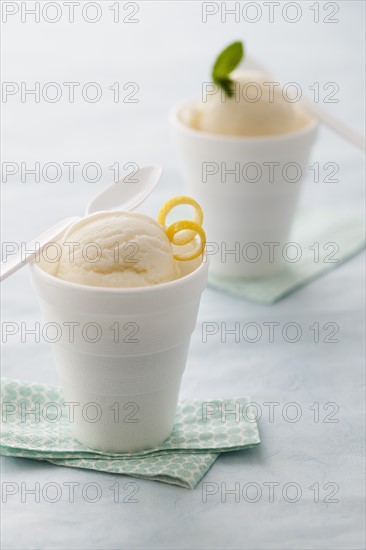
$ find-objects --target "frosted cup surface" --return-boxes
[30,248,208,453]
[171,102,319,277]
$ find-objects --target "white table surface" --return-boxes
[1,1,365,548]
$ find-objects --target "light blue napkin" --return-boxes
[1,379,260,489]
[209,211,365,304]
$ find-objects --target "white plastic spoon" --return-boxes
[0,164,162,282]
[245,57,366,152]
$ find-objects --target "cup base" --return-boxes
[209,258,286,279]
[63,381,181,454]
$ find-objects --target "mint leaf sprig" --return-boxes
[212,41,244,98]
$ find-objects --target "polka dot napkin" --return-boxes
[209,211,365,304]
[0,379,260,489]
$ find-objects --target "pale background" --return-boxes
[1,1,365,549]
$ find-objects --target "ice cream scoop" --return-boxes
[55,211,180,288]
[190,70,310,137]
[0,165,162,282]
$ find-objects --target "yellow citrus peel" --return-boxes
[158,196,206,261]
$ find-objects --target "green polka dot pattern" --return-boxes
[209,212,366,304]
[1,379,260,489]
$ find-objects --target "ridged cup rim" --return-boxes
[30,253,208,295]
[170,99,319,143]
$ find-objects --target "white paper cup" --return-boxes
[30,252,208,453]
[171,101,318,277]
